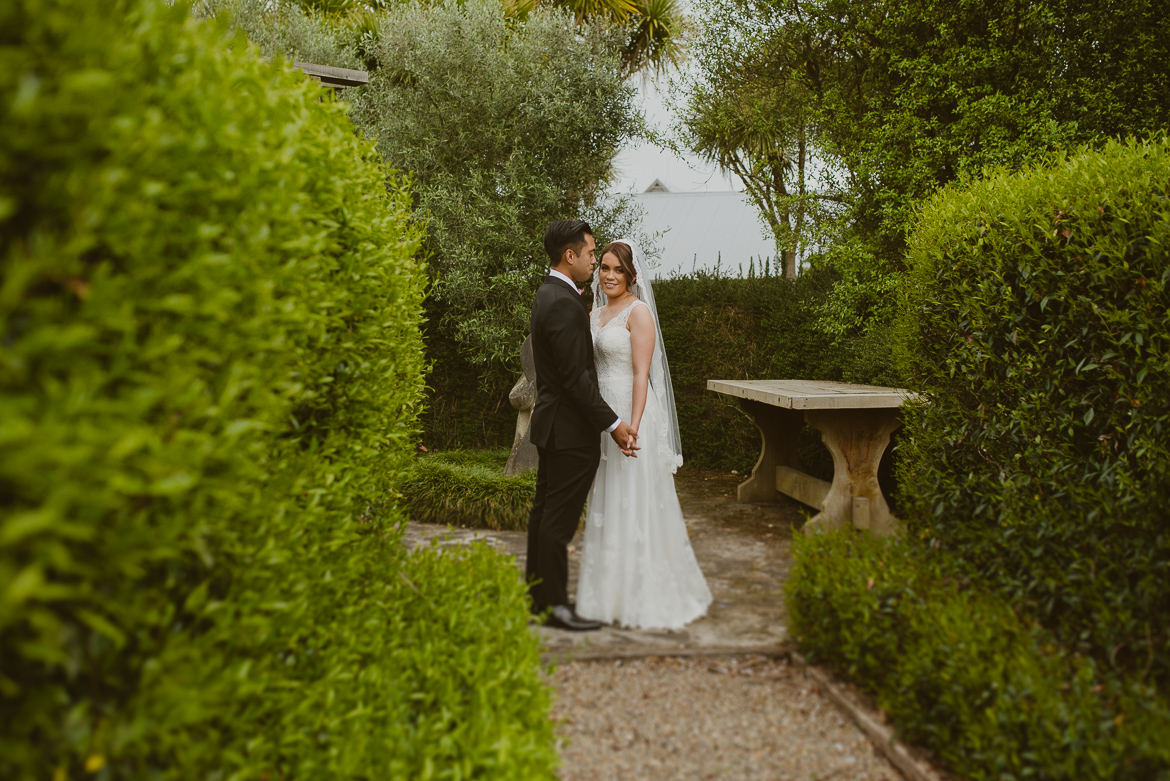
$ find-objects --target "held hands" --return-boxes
[623,429,639,457]
[610,420,640,458]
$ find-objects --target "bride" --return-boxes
[575,238,713,629]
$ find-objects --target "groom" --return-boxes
[526,220,638,631]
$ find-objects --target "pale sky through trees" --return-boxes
[610,77,742,195]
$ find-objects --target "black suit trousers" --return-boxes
[526,442,601,611]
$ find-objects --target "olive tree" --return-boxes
[194,0,360,65]
[290,0,685,76]
[348,0,636,366]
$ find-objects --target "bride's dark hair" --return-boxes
[600,241,637,287]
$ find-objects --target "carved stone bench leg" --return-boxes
[736,399,804,503]
[804,408,902,536]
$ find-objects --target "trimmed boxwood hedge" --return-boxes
[895,137,1170,685]
[787,530,1170,780]
[423,268,902,477]
[0,0,556,777]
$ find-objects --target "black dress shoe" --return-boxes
[528,601,571,617]
[544,604,602,631]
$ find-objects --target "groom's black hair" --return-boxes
[544,219,593,267]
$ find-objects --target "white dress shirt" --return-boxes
[547,267,578,292]
[546,267,621,434]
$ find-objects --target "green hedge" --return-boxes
[401,449,536,530]
[895,137,1170,685]
[422,269,901,476]
[787,137,1170,780]
[654,274,812,474]
[787,530,1170,780]
[0,1,555,777]
[654,270,900,476]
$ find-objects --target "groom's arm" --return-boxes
[543,303,619,432]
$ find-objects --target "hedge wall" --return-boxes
[654,270,901,475]
[424,269,900,478]
[783,136,1170,781]
[0,1,555,777]
[895,136,1170,688]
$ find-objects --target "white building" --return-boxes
[630,181,777,279]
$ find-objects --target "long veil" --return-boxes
[592,238,684,472]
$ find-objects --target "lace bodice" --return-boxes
[590,298,681,471]
[579,295,710,629]
[590,299,646,388]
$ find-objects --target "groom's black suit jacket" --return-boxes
[529,276,618,450]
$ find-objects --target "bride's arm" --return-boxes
[628,304,656,435]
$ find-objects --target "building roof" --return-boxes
[631,190,776,279]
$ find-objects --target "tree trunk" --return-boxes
[792,128,807,279]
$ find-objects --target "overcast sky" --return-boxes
[608,78,741,195]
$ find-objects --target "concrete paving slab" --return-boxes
[403,469,807,659]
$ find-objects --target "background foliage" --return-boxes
[285,0,686,77]
[675,0,1170,366]
[653,270,898,475]
[346,0,641,448]
[202,0,649,454]
[196,0,362,66]
[421,269,899,473]
[0,1,555,776]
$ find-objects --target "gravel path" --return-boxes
[406,470,915,778]
[551,655,902,781]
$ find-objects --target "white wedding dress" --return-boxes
[575,300,713,629]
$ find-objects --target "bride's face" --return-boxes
[599,252,632,298]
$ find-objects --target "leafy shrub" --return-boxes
[0,1,555,777]
[401,449,537,531]
[895,137,1170,685]
[270,538,557,778]
[787,530,1170,780]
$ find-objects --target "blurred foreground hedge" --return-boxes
[0,0,556,777]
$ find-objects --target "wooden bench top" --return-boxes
[293,62,370,88]
[707,379,918,410]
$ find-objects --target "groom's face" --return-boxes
[565,234,597,284]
